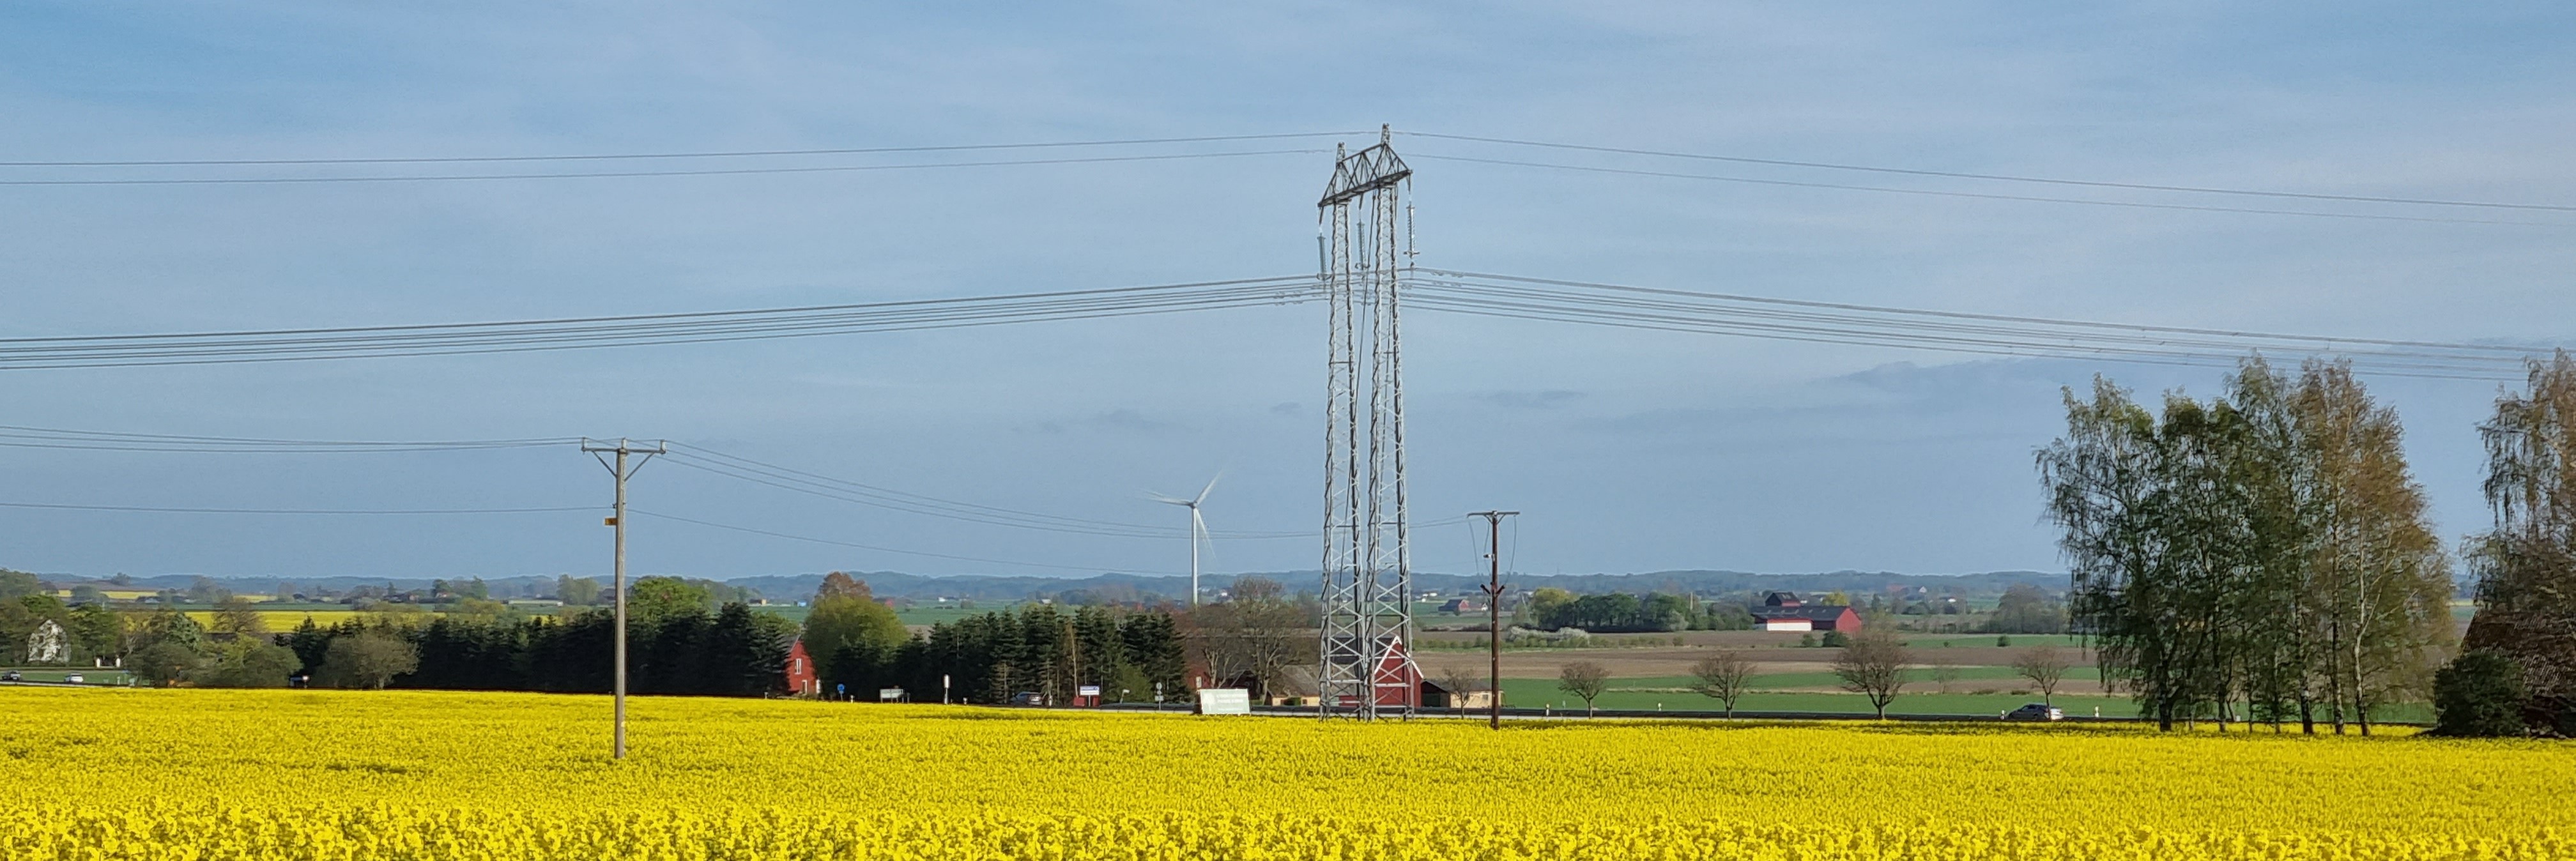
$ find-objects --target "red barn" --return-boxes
[784,639,820,696]
[1324,634,1424,708]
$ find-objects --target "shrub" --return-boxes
[199,639,302,689]
[1820,631,1850,648]
[1798,633,1817,648]
[2433,651,2526,738]
[129,641,206,687]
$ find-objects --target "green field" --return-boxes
[0,667,134,685]
[1897,634,2088,648]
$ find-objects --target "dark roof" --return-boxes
[1750,605,1853,621]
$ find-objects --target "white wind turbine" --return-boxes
[1151,475,1220,607]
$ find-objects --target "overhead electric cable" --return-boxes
[0,131,1363,167]
[660,457,1211,540]
[1404,131,2576,213]
[0,423,576,452]
[666,445,1307,540]
[1425,270,2547,354]
[0,275,1319,369]
[2,270,2549,381]
[0,500,589,515]
[1406,154,2558,227]
[1408,283,2524,379]
[0,149,1328,187]
[1407,271,2555,381]
[624,508,1168,575]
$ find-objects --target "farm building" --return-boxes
[1239,666,1317,706]
[1229,636,1432,709]
[782,639,819,696]
[1751,604,1862,632]
[1438,598,1487,614]
[1420,680,1499,710]
[1324,634,1425,708]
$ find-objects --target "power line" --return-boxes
[1406,153,2560,227]
[1403,131,2576,213]
[0,424,576,452]
[0,275,1319,369]
[0,500,589,515]
[1429,270,2548,356]
[623,508,1168,575]
[659,457,1200,540]
[0,149,1330,187]
[0,132,1365,167]
[2,267,2550,383]
[0,423,1319,544]
[1406,271,2557,381]
[666,445,1307,540]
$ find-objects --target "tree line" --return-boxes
[19,576,799,695]
[804,573,1190,705]
[2040,358,2455,733]
[1521,588,1754,632]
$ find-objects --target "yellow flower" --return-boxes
[3,689,2568,860]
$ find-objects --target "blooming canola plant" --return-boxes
[4,688,2570,860]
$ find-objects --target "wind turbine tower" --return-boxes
[1153,476,1218,607]
[1317,125,1419,720]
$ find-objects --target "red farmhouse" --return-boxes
[784,639,820,696]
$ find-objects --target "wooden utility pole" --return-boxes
[584,438,665,760]
[1469,510,1517,730]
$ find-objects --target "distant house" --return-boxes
[1421,679,1499,711]
[1751,604,1861,632]
[783,639,819,696]
[1762,591,1804,608]
[1239,666,1318,706]
[1241,636,1427,708]
[1439,598,1487,614]
[1347,635,1423,708]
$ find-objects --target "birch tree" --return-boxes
[2464,353,2576,734]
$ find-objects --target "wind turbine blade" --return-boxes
[1193,508,1213,569]
[1193,473,1223,506]
[1146,491,1192,505]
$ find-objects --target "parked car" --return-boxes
[1007,692,1047,707]
[2005,703,2064,721]
[1,670,20,682]
[63,673,86,683]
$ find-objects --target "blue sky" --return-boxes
[2,2,2572,583]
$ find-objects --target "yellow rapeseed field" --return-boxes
[4,687,2568,860]
[181,610,405,631]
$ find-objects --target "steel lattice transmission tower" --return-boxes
[1317,126,1420,720]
